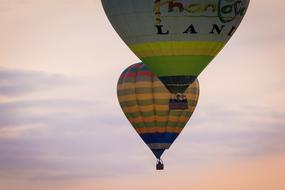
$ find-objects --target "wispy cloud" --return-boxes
[170,103,285,167]
[0,67,143,181]
[0,68,74,97]
[0,0,284,189]
[0,67,284,182]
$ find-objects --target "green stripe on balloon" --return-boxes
[142,55,214,76]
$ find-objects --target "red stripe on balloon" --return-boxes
[121,72,137,78]
[137,71,154,77]
[120,71,154,78]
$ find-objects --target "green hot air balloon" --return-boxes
[117,63,199,170]
[102,0,250,94]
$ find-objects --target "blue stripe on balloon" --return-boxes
[139,132,179,144]
[151,149,165,159]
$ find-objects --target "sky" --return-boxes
[0,0,284,189]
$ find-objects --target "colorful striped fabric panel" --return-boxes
[117,63,199,158]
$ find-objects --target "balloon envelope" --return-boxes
[103,0,250,93]
[117,63,199,159]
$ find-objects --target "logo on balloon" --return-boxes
[154,0,248,25]
[218,0,247,23]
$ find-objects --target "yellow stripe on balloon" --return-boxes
[129,41,225,58]
[118,93,171,102]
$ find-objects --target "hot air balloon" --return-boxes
[102,0,250,94]
[117,63,199,170]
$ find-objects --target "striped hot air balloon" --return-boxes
[102,0,250,94]
[117,63,199,170]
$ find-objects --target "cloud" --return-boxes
[0,0,284,185]
[0,123,47,139]
[1,95,284,182]
[0,68,74,97]
[169,103,285,166]
[0,66,284,181]
[0,68,144,181]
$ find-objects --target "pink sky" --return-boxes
[0,0,284,189]
[1,153,284,190]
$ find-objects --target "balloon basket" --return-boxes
[156,159,164,170]
[169,93,188,110]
